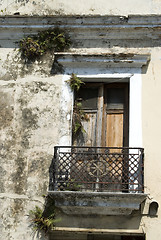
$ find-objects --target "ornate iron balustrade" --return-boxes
[50,146,144,193]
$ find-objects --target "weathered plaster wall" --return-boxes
[1,0,161,16]
[0,44,72,239]
[0,195,49,240]
[0,78,57,239]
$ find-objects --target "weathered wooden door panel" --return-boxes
[73,85,99,147]
[104,84,129,147]
[74,112,97,146]
[106,112,124,148]
[104,84,129,191]
[82,112,97,146]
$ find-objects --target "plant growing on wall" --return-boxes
[29,195,60,233]
[29,205,55,232]
[66,178,82,191]
[0,8,6,13]
[19,27,71,61]
[19,37,42,60]
[66,73,89,137]
[66,73,84,91]
[72,101,89,137]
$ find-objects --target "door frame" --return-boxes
[60,71,142,150]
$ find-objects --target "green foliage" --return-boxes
[19,37,42,60]
[66,74,89,137]
[19,27,71,61]
[66,178,82,191]
[66,74,88,137]
[29,206,55,232]
[66,73,84,91]
[29,200,60,233]
[37,28,71,52]
[72,101,89,137]
[0,8,6,13]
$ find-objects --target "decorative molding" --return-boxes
[0,15,161,43]
[53,53,150,72]
[1,15,161,28]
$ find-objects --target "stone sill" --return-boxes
[48,191,147,216]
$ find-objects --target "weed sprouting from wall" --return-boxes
[66,73,84,91]
[72,101,89,137]
[66,74,89,138]
[29,195,60,233]
[19,28,71,62]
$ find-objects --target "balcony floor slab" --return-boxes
[48,191,147,216]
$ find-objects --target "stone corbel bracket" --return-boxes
[48,191,147,216]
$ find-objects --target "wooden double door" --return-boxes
[74,83,129,148]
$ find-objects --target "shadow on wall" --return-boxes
[49,152,56,192]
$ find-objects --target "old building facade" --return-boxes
[0,1,161,240]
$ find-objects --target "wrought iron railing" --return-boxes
[50,146,144,193]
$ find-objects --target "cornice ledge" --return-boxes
[54,53,150,70]
[0,16,160,43]
[1,15,161,27]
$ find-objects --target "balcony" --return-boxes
[50,146,144,193]
[49,146,146,222]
